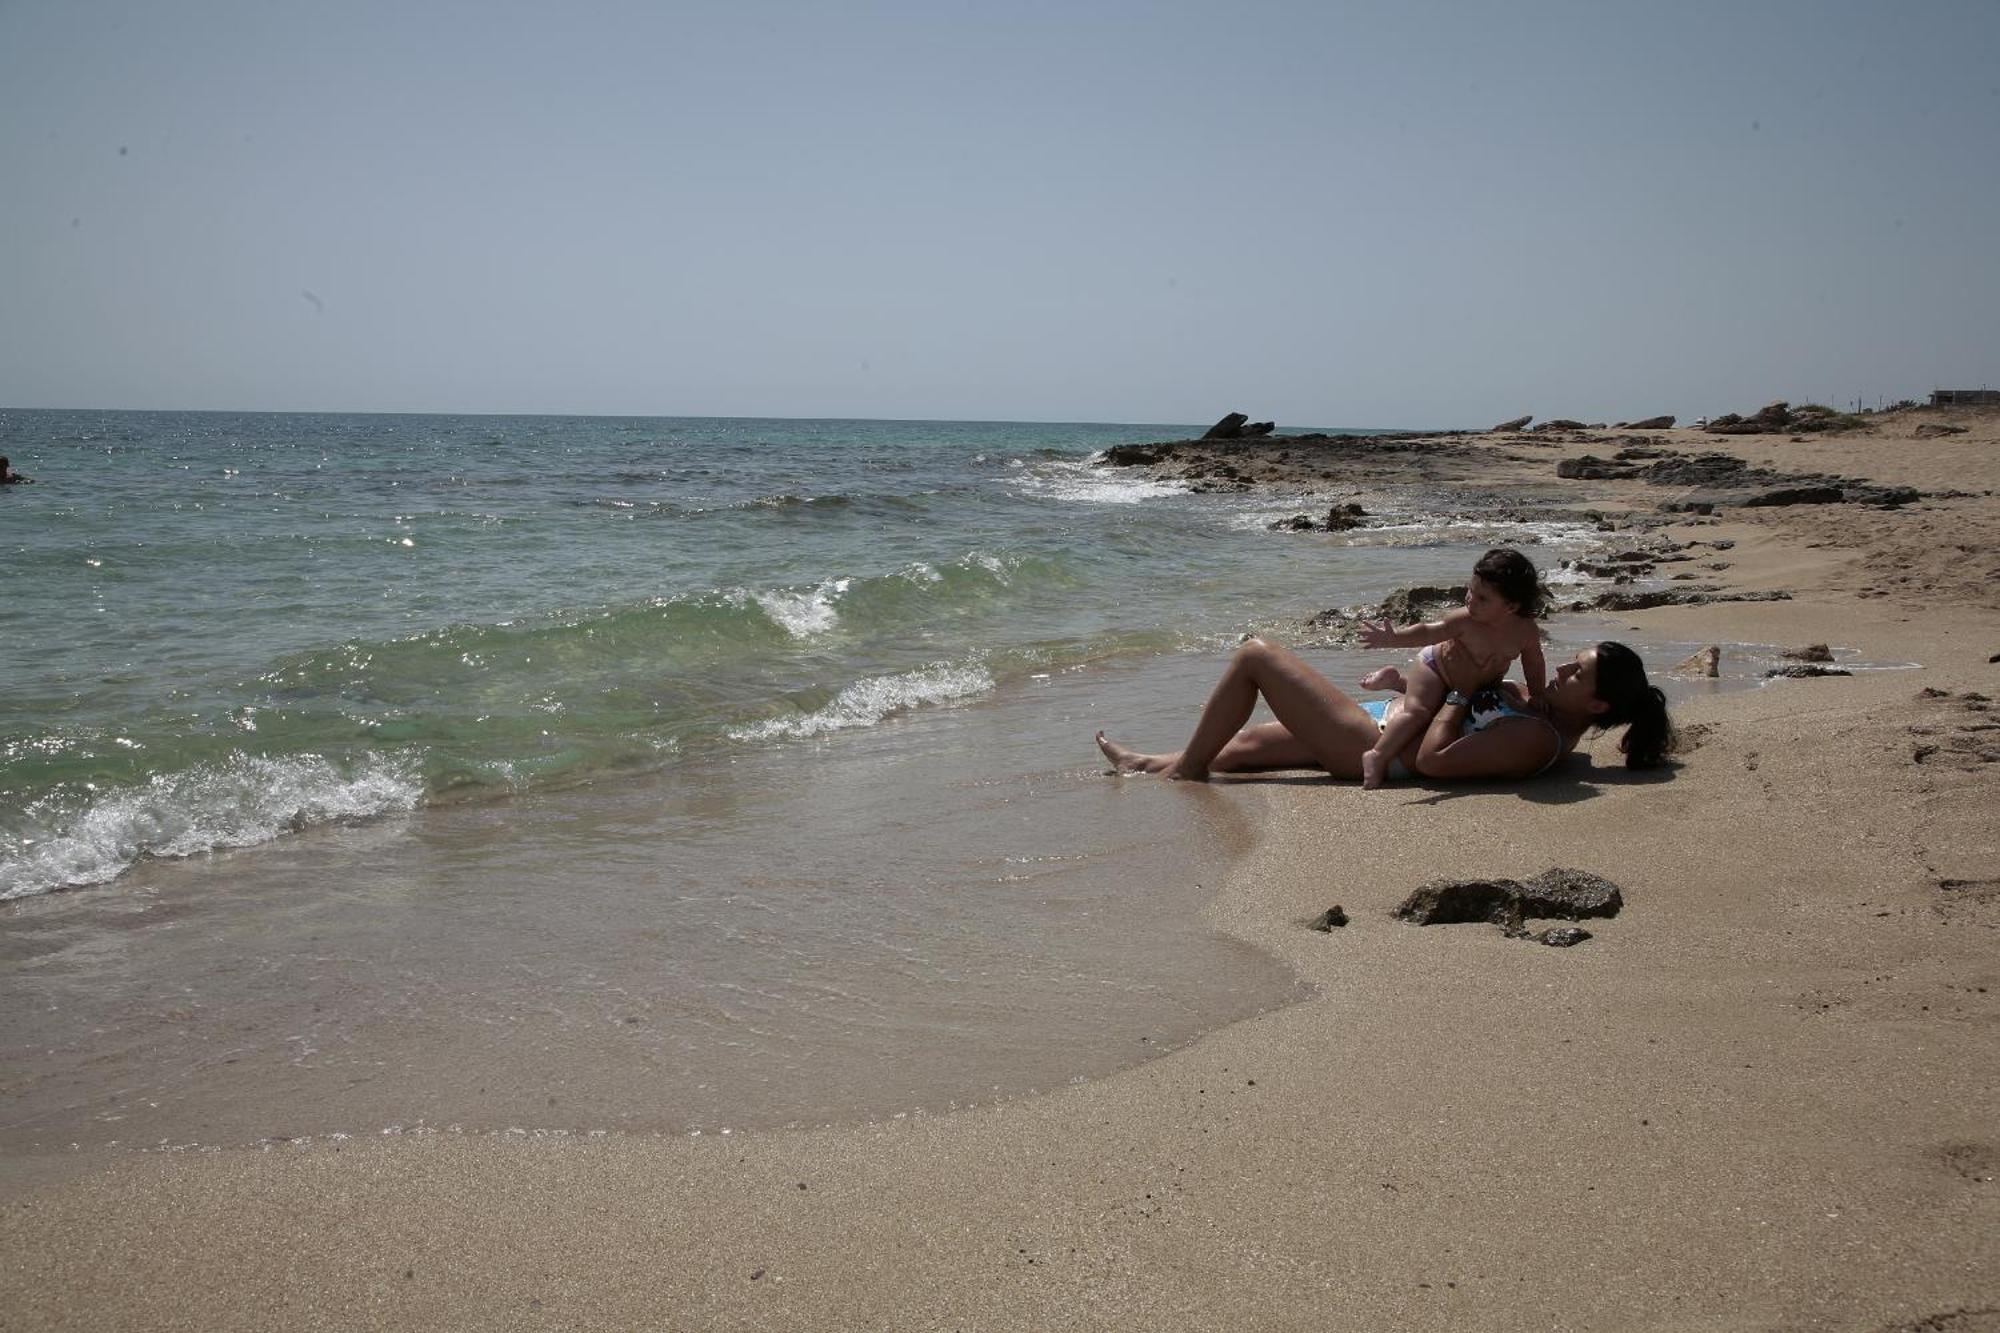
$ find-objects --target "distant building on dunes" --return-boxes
[1930,388,2000,406]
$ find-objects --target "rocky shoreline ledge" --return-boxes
[1094,405,2000,625]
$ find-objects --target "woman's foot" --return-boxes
[1360,665,1406,693]
[1360,748,1389,790]
[1097,731,1165,775]
[1096,732,1211,781]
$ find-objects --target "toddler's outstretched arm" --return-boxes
[1520,635,1548,700]
[1359,608,1472,651]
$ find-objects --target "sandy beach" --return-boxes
[5,409,1998,1331]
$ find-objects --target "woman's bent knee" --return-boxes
[1235,635,1281,664]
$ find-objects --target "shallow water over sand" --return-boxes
[0,654,1307,1159]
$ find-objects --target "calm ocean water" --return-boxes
[1,409,1625,1156]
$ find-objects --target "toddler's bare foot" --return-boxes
[1360,748,1389,790]
[1360,666,1406,693]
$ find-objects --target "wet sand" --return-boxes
[4,408,1998,1330]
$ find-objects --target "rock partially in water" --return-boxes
[1269,503,1366,533]
[1783,643,1833,662]
[1672,645,1720,677]
[1307,584,1468,642]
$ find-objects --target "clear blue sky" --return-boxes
[3,1,1996,425]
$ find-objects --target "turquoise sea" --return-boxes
[0,410,1611,1161]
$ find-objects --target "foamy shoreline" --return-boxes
[5,412,1998,1330]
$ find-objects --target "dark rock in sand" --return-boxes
[1202,413,1250,440]
[1310,906,1349,931]
[1847,484,1920,508]
[1765,664,1854,679]
[1783,643,1834,662]
[1638,452,1749,486]
[1740,484,1846,507]
[1394,868,1624,936]
[1490,415,1533,433]
[1536,926,1593,947]
[1913,423,1968,439]
[1625,415,1676,431]
[1554,445,1925,512]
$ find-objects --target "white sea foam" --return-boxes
[728,662,995,743]
[753,577,850,637]
[1015,460,1189,505]
[0,752,424,901]
[1342,515,1604,549]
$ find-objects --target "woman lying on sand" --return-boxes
[1096,637,1670,783]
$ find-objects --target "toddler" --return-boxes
[1357,547,1548,788]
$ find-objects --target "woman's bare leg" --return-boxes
[1097,720,1320,776]
[1099,637,1380,781]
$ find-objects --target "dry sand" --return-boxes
[5,409,1998,1331]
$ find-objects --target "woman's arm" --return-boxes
[1360,608,1472,651]
[1412,704,1560,780]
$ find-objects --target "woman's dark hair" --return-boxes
[1473,547,1550,618]
[1593,641,1673,768]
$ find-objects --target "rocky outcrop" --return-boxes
[1706,400,1794,434]
[1557,455,1638,480]
[1393,868,1623,940]
[1555,446,1921,510]
[1490,415,1533,433]
[1701,401,1870,436]
[1197,413,1278,440]
[1782,643,1833,662]
[1625,415,1675,430]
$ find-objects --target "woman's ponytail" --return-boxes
[1594,642,1675,769]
